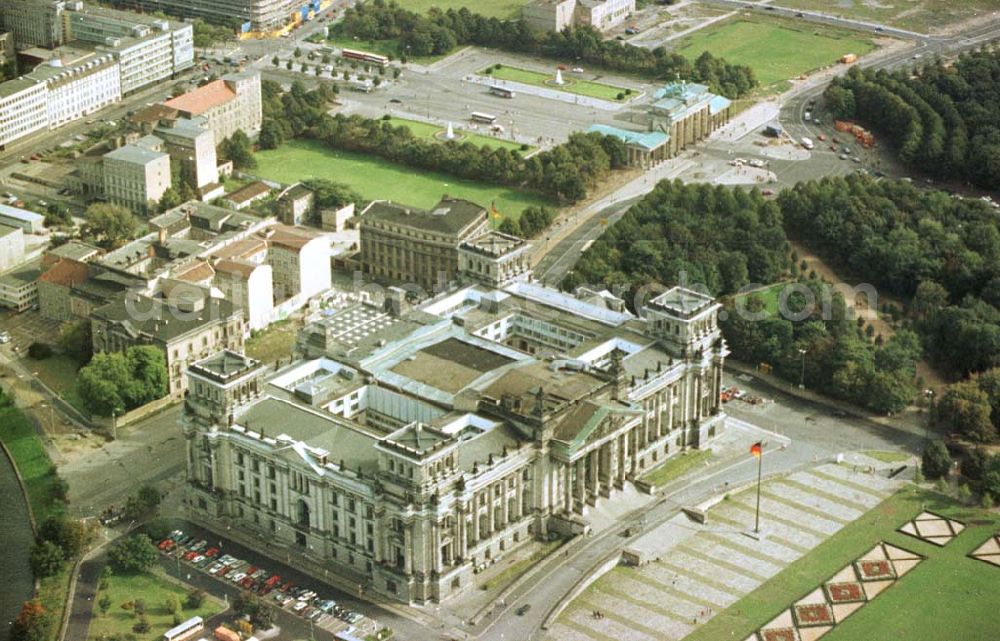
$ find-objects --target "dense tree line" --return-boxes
[825,49,1000,189]
[339,0,757,98]
[77,346,169,417]
[257,80,339,151]
[566,180,921,413]
[780,175,1000,376]
[308,114,628,202]
[935,368,1000,443]
[568,181,787,294]
[498,206,555,238]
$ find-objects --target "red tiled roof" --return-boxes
[38,259,89,288]
[211,237,268,261]
[265,224,319,251]
[163,79,236,116]
[224,181,271,205]
[173,260,215,283]
[213,258,258,279]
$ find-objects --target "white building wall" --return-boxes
[0,82,48,147]
[42,59,122,128]
[0,227,26,271]
[298,236,331,300]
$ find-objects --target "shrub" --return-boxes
[922,440,952,479]
[27,342,53,359]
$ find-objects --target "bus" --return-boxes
[163,616,203,641]
[341,48,389,68]
[489,86,515,99]
[470,111,498,124]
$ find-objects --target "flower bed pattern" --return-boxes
[969,533,1000,567]
[897,511,965,546]
[825,582,864,603]
[748,542,922,641]
[855,559,895,581]
[793,603,833,627]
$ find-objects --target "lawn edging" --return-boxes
[0,438,38,536]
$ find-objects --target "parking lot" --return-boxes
[154,525,377,639]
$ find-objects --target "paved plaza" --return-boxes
[545,459,903,641]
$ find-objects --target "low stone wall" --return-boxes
[92,394,179,433]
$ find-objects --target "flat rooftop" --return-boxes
[390,337,515,395]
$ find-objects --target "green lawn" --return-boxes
[733,282,790,319]
[384,117,530,152]
[245,318,300,365]
[684,485,1000,641]
[861,450,913,464]
[778,0,999,33]
[24,354,88,417]
[677,18,877,88]
[394,0,529,19]
[481,65,632,102]
[641,449,713,487]
[254,139,551,221]
[0,399,64,523]
[481,539,564,591]
[88,569,224,641]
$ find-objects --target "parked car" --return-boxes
[516,604,532,616]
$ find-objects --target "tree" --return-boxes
[935,380,996,442]
[922,440,952,479]
[185,589,206,610]
[44,201,72,228]
[10,600,51,641]
[165,595,181,615]
[58,319,92,365]
[82,203,138,250]
[29,540,65,578]
[964,448,991,481]
[219,130,257,170]
[39,515,91,559]
[159,187,184,212]
[124,347,168,407]
[98,594,112,616]
[27,342,52,360]
[108,534,158,574]
[77,346,168,417]
[272,55,280,67]
[133,616,150,633]
[293,47,302,58]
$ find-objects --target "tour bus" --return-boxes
[470,111,498,124]
[489,86,516,99]
[163,616,203,641]
[341,48,389,68]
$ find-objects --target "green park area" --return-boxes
[480,64,633,102]
[384,117,529,152]
[778,0,997,33]
[395,0,529,19]
[254,139,550,221]
[677,18,877,88]
[24,353,89,416]
[684,486,1000,641]
[0,390,65,523]
[731,282,788,319]
[88,569,224,641]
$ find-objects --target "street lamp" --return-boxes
[798,348,807,389]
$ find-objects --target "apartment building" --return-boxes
[163,72,262,144]
[265,224,330,303]
[111,0,304,32]
[91,292,245,395]
[0,77,48,149]
[102,138,172,214]
[0,0,65,48]
[522,0,635,32]
[154,117,220,191]
[0,224,25,272]
[359,197,489,293]
[29,53,120,128]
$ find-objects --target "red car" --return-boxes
[204,547,219,557]
[158,539,174,551]
[557,64,567,70]
[265,575,282,588]
[184,551,199,561]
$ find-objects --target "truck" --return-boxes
[800,137,814,150]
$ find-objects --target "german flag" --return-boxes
[750,442,762,458]
[491,201,501,220]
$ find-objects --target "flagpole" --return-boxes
[754,445,763,534]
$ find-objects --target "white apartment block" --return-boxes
[265,225,331,303]
[155,117,220,190]
[103,140,172,215]
[29,54,121,128]
[213,259,274,331]
[0,79,48,149]
[522,0,634,32]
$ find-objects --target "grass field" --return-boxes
[384,117,529,152]
[641,449,713,487]
[778,0,999,33]
[245,318,301,365]
[677,18,877,88]
[481,65,632,102]
[254,139,550,220]
[683,485,1000,641]
[732,282,789,319]
[24,354,88,416]
[394,0,529,19]
[0,397,65,523]
[88,569,224,641]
